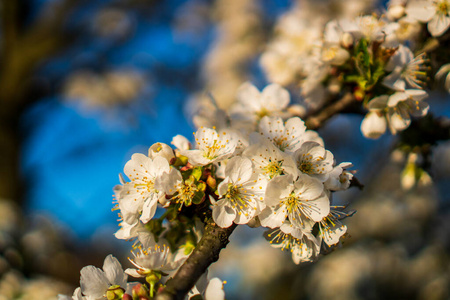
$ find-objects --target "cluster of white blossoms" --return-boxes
[60,82,357,300]
[260,0,450,139]
[119,82,355,266]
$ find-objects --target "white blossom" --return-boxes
[243,138,298,180]
[406,0,450,36]
[256,116,322,153]
[211,156,266,228]
[171,134,191,151]
[230,82,290,124]
[360,111,388,139]
[318,207,351,246]
[324,162,354,191]
[383,45,428,90]
[125,244,183,278]
[293,142,334,182]
[181,127,237,166]
[265,221,320,264]
[259,174,329,229]
[204,278,226,300]
[362,90,429,138]
[148,142,175,162]
[119,154,170,224]
[79,255,127,299]
[156,168,203,209]
[435,63,450,92]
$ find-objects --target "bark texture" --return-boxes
[155,217,237,300]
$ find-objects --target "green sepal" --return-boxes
[144,219,164,242]
[192,190,205,205]
[191,167,203,181]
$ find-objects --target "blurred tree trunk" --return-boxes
[0,0,77,203]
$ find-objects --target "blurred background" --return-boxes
[0,0,449,299]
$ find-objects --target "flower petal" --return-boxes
[103,255,127,288]
[428,14,450,37]
[361,111,387,139]
[80,266,109,298]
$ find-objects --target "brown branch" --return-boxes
[304,92,356,130]
[155,217,237,300]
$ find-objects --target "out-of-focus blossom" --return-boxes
[435,63,450,92]
[383,45,428,90]
[361,90,429,138]
[406,0,450,36]
[64,70,146,109]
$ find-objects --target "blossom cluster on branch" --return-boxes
[59,0,450,299]
[261,0,450,139]
[59,82,356,300]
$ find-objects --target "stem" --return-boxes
[155,216,237,300]
[304,92,357,130]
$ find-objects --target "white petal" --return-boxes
[261,83,290,111]
[300,192,330,222]
[124,268,144,278]
[212,200,236,228]
[361,112,387,139]
[388,92,408,107]
[405,1,436,22]
[181,149,210,166]
[103,255,127,288]
[259,206,286,228]
[140,196,159,223]
[225,156,253,184]
[404,89,428,101]
[72,287,83,300]
[80,266,109,298]
[382,67,406,91]
[435,64,450,80]
[367,95,389,110]
[171,134,191,151]
[205,278,225,300]
[388,110,411,133]
[428,14,450,37]
[264,175,293,207]
[323,225,347,246]
[294,174,324,200]
[237,82,261,103]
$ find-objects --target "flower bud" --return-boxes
[341,32,354,48]
[122,294,132,300]
[148,143,175,161]
[387,5,405,20]
[132,283,148,298]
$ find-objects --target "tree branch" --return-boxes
[304,92,356,130]
[155,216,237,300]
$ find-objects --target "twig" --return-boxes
[155,217,237,300]
[305,92,356,130]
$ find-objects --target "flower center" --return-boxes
[298,159,313,174]
[284,195,300,214]
[173,182,198,208]
[267,228,300,252]
[203,139,225,159]
[272,136,289,151]
[262,160,283,179]
[436,1,449,14]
